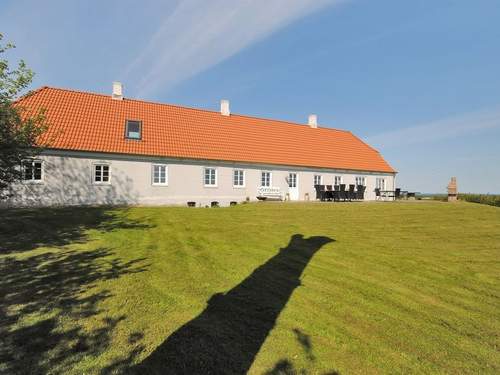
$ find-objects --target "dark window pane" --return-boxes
[34,163,42,180]
[23,162,33,180]
[95,165,110,182]
[126,121,141,139]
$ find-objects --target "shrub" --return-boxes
[459,194,500,207]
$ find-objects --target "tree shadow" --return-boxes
[0,247,149,374]
[101,332,146,375]
[293,328,315,361]
[5,156,141,207]
[0,206,151,254]
[129,234,334,374]
[265,359,301,375]
[264,329,341,375]
[265,359,341,375]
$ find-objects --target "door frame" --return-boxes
[288,172,299,201]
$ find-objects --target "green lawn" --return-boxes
[1,202,499,374]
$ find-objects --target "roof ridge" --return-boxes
[38,86,350,133]
[14,85,50,104]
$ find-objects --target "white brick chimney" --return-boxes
[112,81,123,100]
[220,99,230,116]
[308,114,318,128]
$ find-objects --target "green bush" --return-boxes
[459,194,500,207]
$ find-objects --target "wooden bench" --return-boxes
[257,187,282,201]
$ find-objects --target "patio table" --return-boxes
[379,190,396,200]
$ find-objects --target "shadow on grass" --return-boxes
[0,207,151,374]
[0,206,150,254]
[266,358,341,375]
[294,328,316,361]
[127,234,334,375]
[264,329,341,374]
[0,248,149,374]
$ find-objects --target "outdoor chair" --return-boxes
[339,184,347,201]
[374,188,381,200]
[314,185,326,201]
[356,185,365,200]
[333,184,340,202]
[348,184,355,201]
[395,188,401,200]
[325,185,333,201]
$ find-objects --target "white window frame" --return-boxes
[261,171,272,187]
[92,163,111,185]
[288,172,298,188]
[233,169,245,188]
[314,174,322,185]
[152,164,168,186]
[355,176,366,186]
[204,167,218,187]
[22,159,43,183]
[376,177,386,190]
[334,175,342,186]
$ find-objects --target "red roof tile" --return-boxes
[17,87,395,173]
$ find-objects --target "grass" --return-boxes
[1,202,499,374]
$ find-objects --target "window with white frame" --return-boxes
[261,171,271,187]
[204,167,217,186]
[125,120,142,140]
[376,178,386,190]
[288,172,297,188]
[233,169,245,187]
[355,176,366,186]
[23,160,43,181]
[334,175,342,186]
[94,164,110,184]
[152,164,168,185]
[314,175,322,185]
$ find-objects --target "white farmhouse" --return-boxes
[5,84,396,207]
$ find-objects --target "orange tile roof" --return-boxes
[17,86,395,173]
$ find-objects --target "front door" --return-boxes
[288,173,299,200]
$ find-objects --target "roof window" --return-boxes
[125,120,142,140]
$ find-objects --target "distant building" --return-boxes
[5,83,396,207]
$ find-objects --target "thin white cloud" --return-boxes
[365,107,500,149]
[124,0,345,98]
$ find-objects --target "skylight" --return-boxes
[125,120,142,140]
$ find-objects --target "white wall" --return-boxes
[3,151,396,207]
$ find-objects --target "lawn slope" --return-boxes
[0,202,499,374]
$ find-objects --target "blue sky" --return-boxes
[1,0,499,193]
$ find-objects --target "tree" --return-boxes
[0,33,48,199]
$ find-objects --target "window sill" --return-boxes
[152,183,169,187]
[204,185,218,188]
[93,182,111,186]
[22,180,44,185]
[233,185,246,189]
